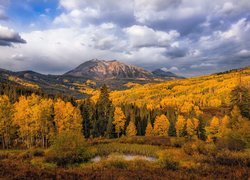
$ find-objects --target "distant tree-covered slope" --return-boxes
[107,67,250,112]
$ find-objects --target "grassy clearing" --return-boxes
[0,139,250,179]
[93,143,162,157]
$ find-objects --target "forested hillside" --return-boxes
[0,67,249,179]
[110,67,250,111]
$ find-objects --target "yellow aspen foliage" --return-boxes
[54,99,82,134]
[206,116,220,142]
[180,102,194,114]
[0,95,13,149]
[194,106,203,117]
[13,94,41,148]
[175,115,186,137]
[186,118,199,139]
[113,107,126,138]
[145,122,153,136]
[221,115,230,127]
[126,121,137,137]
[219,115,231,137]
[39,98,54,148]
[153,114,170,136]
[230,105,243,129]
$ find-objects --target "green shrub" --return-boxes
[157,151,179,170]
[128,159,156,170]
[183,140,216,156]
[196,142,217,156]
[102,156,128,169]
[0,151,9,160]
[118,136,171,146]
[182,141,199,155]
[171,137,186,148]
[215,150,250,166]
[17,148,45,160]
[45,132,94,166]
[32,149,45,157]
[216,136,247,151]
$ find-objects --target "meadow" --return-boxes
[0,136,249,179]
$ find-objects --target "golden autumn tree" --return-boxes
[180,102,194,115]
[230,105,244,129]
[145,122,153,136]
[39,98,54,148]
[175,115,186,137]
[186,118,199,139]
[54,99,82,134]
[206,116,220,142]
[0,95,14,149]
[13,94,42,148]
[126,121,137,137]
[113,107,126,138]
[219,115,231,137]
[153,114,170,136]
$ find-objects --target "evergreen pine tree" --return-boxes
[95,85,113,137]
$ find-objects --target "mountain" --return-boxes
[152,68,183,78]
[0,59,184,98]
[65,59,153,79]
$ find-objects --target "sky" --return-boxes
[0,0,250,76]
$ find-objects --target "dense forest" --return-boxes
[0,68,249,149]
[0,67,250,179]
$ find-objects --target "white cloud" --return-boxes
[55,0,134,26]
[191,63,215,69]
[124,25,180,48]
[161,66,179,72]
[237,49,250,57]
[54,8,100,26]
[220,2,234,14]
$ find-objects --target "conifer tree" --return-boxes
[95,85,113,137]
[197,118,206,140]
[230,85,250,119]
[80,98,94,138]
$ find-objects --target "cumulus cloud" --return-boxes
[124,25,180,48]
[0,25,26,46]
[55,0,134,27]
[0,0,250,76]
[161,67,179,72]
[237,49,250,58]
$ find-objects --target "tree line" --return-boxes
[0,84,249,149]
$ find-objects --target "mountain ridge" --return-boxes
[0,59,182,98]
[65,59,154,79]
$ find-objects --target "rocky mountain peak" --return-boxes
[64,59,153,79]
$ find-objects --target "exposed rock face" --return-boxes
[65,59,153,79]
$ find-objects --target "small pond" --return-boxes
[91,154,157,163]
